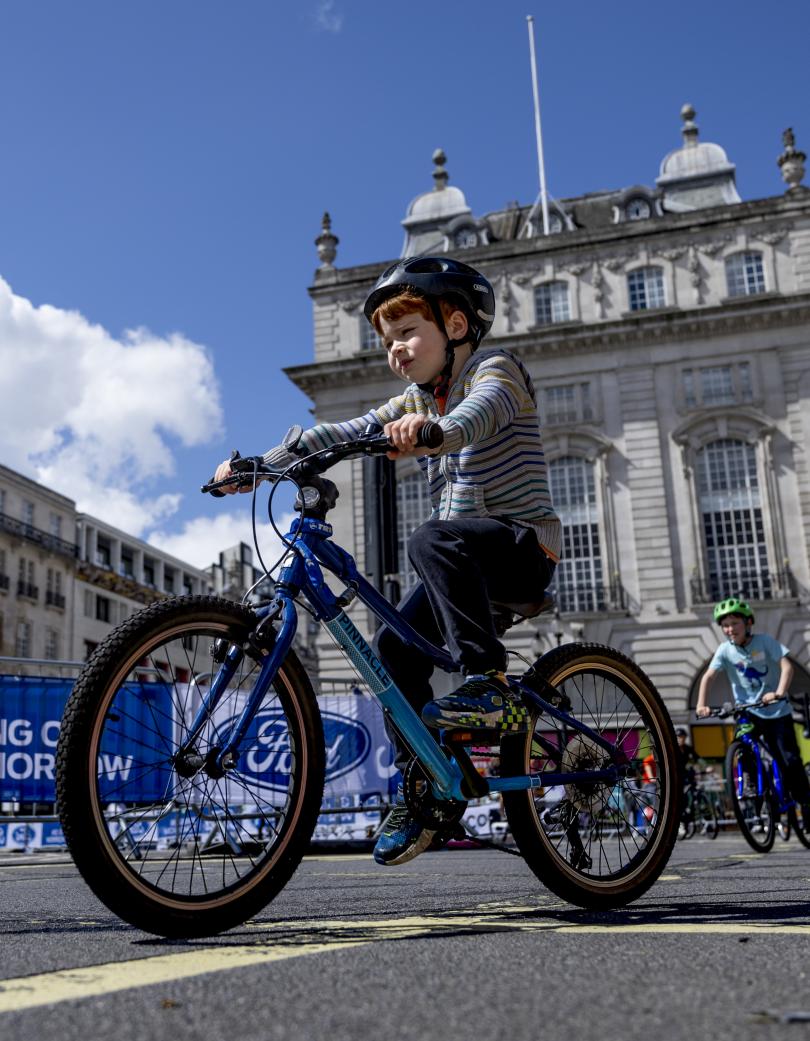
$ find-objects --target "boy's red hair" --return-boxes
[371,289,459,336]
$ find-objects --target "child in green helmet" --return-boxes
[696,598,810,819]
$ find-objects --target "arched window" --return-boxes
[627,266,666,311]
[359,317,382,353]
[396,470,432,591]
[534,281,571,326]
[549,456,605,613]
[725,251,766,298]
[695,438,771,601]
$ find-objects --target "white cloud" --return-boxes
[0,276,223,536]
[148,509,298,571]
[314,0,343,33]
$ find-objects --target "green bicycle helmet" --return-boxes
[713,597,755,625]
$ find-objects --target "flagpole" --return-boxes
[526,14,550,236]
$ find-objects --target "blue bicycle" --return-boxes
[56,424,681,937]
[709,699,810,853]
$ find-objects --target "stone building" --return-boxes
[0,463,78,662]
[0,463,213,672]
[288,106,810,743]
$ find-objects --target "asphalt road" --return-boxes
[2,835,810,1041]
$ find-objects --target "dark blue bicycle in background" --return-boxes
[708,697,810,853]
[56,423,681,938]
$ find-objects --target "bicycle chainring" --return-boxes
[402,758,467,828]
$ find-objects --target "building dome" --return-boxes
[400,149,477,256]
[403,182,471,226]
[656,105,741,211]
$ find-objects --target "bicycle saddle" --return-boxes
[490,594,555,636]
[492,594,555,619]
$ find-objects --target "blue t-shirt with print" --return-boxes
[710,633,791,719]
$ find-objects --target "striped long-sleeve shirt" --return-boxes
[266,349,561,562]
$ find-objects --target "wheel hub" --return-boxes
[560,735,611,812]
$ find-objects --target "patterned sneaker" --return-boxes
[421,670,530,732]
[373,791,436,866]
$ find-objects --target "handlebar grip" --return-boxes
[206,483,225,498]
[415,420,444,450]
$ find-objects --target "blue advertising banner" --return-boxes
[0,675,399,847]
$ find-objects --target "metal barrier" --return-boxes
[0,659,398,851]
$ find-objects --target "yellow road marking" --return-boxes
[0,939,365,1014]
[3,906,810,1014]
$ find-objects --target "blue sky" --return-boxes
[1,0,808,566]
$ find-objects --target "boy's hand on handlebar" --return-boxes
[384,415,437,458]
[213,459,252,494]
[695,705,711,718]
[761,691,784,705]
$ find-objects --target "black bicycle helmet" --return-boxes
[363,256,495,349]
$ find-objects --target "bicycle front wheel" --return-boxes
[57,596,325,938]
[695,789,719,839]
[725,741,776,853]
[788,806,810,849]
[502,644,681,910]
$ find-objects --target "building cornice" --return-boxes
[308,191,810,302]
[285,291,810,396]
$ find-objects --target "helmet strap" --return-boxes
[418,296,468,411]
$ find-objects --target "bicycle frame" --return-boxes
[734,721,789,812]
[182,517,628,804]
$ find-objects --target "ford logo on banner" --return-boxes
[232,709,372,791]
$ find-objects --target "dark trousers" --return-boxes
[753,714,810,807]
[372,516,555,773]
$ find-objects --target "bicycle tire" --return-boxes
[56,595,325,938]
[501,643,681,910]
[695,789,719,839]
[788,806,810,849]
[725,740,776,853]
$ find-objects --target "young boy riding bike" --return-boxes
[214,256,560,865]
[696,597,810,821]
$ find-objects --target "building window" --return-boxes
[627,266,666,311]
[683,362,754,409]
[120,547,135,579]
[96,595,111,623]
[534,281,571,326]
[50,513,62,539]
[96,536,112,569]
[15,620,31,658]
[696,439,771,601]
[453,227,478,249]
[396,470,432,591]
[44,628,59,661]
[143,558,156,587]
[625,198,651,221]
[725,251,766,298]
[164,567,175,593]
[549,456,605,613]
[21,500,34,531]
[543,383,594,425]
[0,489,5,515]
[360,319,383,353]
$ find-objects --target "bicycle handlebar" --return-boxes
[201,420,444,497]
[704,698,770,719]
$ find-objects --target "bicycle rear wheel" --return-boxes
[57,596,325,938]
[501,644,681,910]
[695,789,719,839]
[725,741,776,853]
